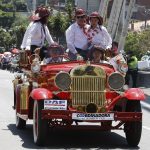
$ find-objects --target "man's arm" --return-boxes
[66,24,78,55]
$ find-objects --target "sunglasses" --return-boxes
[76,15,86,19]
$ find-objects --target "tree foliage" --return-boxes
[65,0,74,22]
[0,27,14,50]
[0,0,75,50]
[124,29,150,59]
[48,12,70,43]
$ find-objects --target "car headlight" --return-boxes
[55,72,71,90]
[108,72,125,90]
[118,63,128,74]
[31,62,41,73]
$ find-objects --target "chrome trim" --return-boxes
[71,76,106,106]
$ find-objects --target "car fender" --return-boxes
[30,88,53,100]
[124,88,145,100]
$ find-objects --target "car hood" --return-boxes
[41,61,114,75]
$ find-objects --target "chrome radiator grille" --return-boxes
[71,76,106,106]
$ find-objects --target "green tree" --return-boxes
[65,0,74,23]
[124,29,150,59]
[0,27,14,50]
[11,25,27,48]
[48,12,70,44]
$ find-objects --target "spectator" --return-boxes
[125,51,138,88]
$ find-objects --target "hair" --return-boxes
[98,16,103,26]
[92,48,105,60]
[112,41,118,48]
[34,16,48,24]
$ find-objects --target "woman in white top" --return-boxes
[87,12,112,50]
[21,6,54,60]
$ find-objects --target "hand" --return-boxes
[34,48,41,55]
[25,49,30,54]
[76,54,83,61]
[64,53,68,57]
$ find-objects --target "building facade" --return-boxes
[75,0,101,14]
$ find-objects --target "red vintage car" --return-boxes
[13,50,145,146]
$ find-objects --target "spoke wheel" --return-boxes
[15,97,26,129]
[33,100,48,146]
[124,100,142,147]
[16,113,26,129]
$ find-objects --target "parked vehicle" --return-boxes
[10,55,20,73]
[1,52,12,70]
[13,49,145,146]
[1,60,11,70]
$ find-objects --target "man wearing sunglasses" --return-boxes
[66,8,90,60]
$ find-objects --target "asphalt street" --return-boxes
[0,70,150,150]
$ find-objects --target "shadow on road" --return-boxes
[7,124,140,149]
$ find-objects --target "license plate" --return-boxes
[44,100,67,110]
[72,113,114,120]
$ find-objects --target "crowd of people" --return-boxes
[0,51,21,73]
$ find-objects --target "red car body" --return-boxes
[13,59,145,146]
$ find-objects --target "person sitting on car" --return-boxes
[91,45,109,64]
[42,44,65,64]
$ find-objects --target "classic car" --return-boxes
[13,48,145,146]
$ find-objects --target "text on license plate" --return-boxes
[44,100,67,110]
[72,113,114,120]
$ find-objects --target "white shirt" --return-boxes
[88,25,112,49]
[21,22,54,50]
[66,22,90,54]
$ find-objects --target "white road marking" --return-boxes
[141,101,150,109]
[143,126,150,131]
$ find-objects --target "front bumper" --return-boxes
[42,110,142,122]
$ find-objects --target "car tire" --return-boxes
[124,100,142,147]
[16,112,26,129]
[33,100,48,146]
